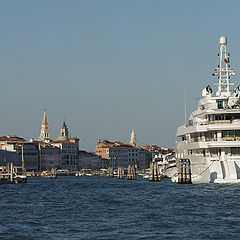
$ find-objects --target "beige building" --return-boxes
[95,140,142,169]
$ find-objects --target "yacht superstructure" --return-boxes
[176,36,240,183]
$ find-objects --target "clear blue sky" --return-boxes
[1,0,240,151]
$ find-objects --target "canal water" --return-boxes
[1,176,240,239]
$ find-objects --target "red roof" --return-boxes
[0,135,26,142]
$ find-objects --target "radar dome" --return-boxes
[220,36,227,44]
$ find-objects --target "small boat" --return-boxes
[142,174,149,179]
[75,172,83,176]
[36,169,57,179]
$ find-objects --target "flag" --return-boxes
[224,58,229,63]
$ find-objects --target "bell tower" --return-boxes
[38,109,51,142]
[130,129,137,147]
[57,121,69,141]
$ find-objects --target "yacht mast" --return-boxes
[212,36,235,96]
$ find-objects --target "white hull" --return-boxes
[176,147,240,183]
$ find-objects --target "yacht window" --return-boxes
[222,130,235,137]
[188,150,192,155]
[202,150,206,157]
[222,130,240,138]
[231,148,240,155]
[236,130,240,137]
[217,101,224,109]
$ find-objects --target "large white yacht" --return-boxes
[176,36,240,183]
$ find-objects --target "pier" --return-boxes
[0,162,27,184]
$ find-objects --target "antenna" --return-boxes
[212,36,235,96]
[184,85,187,126]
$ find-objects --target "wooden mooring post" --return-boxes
[149,162,162,182]
[107,167,114,178]
[178,158,192,184]
[10,162,14,183]
[127,165,136,180]
[117,166,124,179]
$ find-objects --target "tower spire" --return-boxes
[57,120,69,141]
[212,36,236,96]
[130,129,137,147]
[38,109,51,142]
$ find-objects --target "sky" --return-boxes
[1,0,240,151]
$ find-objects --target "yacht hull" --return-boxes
[176,146,240,183]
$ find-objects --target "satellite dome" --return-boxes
[220,36,227,44]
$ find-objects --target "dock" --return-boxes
[0,162,27,184]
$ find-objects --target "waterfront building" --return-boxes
[38,143,61,171]
[143,145,175,155]
[78,150,108,170]
[0,136,39,171]
[95,139,140,169]
[51,137,79,170]
[137,149,152,170]
[38,110,51,143]
[0,149,20,166]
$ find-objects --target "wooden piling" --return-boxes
[149,162,162,182]
[117,166,124,179]
[127,165,136,180]
[10,162,14,183]
[154,162,158,181]
[178,159,192,184]
[132,165,136,180]
[178,159,183,184]
[149,162,153,181]
[7,163,10,174]
[186,159,192,184]
[107,167,114,178]
[127,165,131,180]
[22,160,26,176]
[182,161,186,184]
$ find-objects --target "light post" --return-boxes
[16,143,25,174]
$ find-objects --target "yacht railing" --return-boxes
[194,119,240,126]
[186,137,240,143]
[227,156,240,161]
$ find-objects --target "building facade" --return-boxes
[0,149,20,166]
[78,150,108,170]
[51,138,79,170]
[39,144,61,171]
[0,136,39,171]
[95,140,142,169]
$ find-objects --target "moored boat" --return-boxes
[176,36,240,183]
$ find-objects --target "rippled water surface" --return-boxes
[1,176,240,239]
